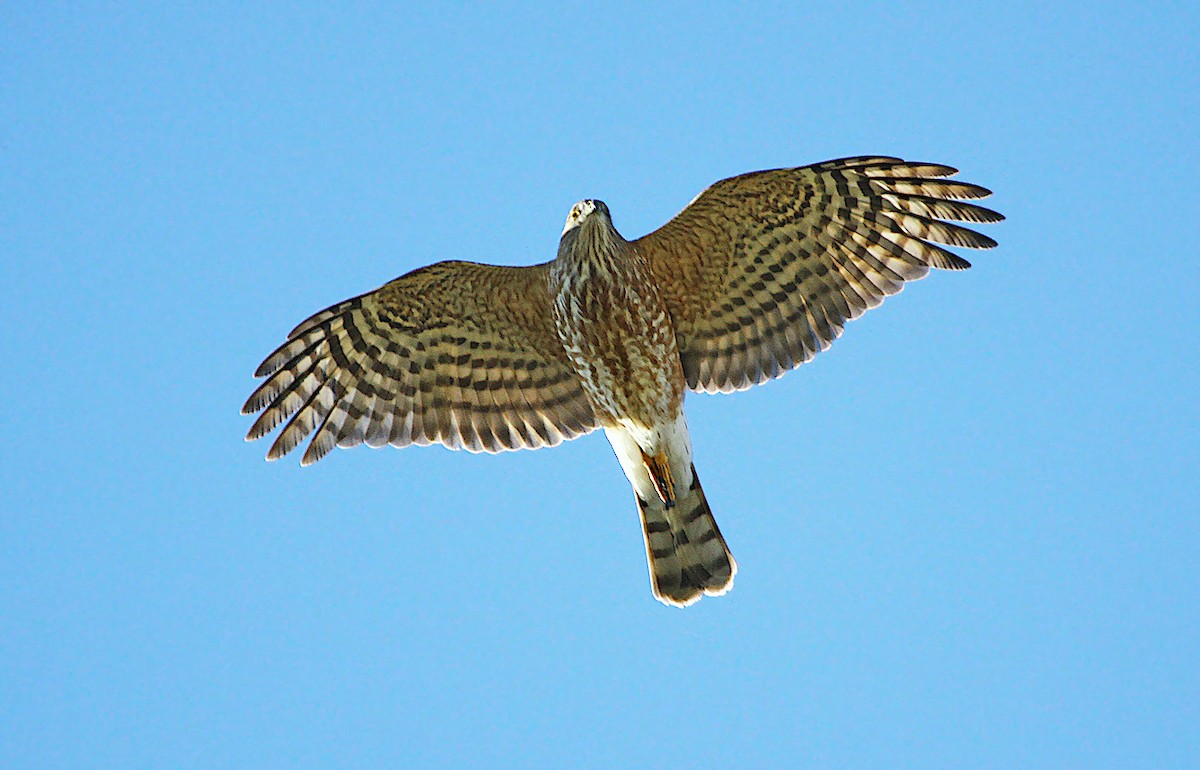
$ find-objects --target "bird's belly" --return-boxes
[555,294,684,428]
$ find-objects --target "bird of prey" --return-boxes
[242,155,1001,607]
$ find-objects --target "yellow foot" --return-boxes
[641,451,676,508]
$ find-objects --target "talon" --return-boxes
[641,451,676,508]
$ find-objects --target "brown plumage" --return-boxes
[243,155,1002,606]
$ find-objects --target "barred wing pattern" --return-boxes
[635,156,1003,393]
[242,260,598,464]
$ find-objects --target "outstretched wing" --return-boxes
[634,156,1003,393]
[242,260,598,464]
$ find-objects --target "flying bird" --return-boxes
[242,155,1002,607]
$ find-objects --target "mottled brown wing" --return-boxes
[634,156,1003,393]
[242,260,598,464]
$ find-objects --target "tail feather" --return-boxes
[636,465,736,607]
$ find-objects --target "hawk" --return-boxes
[242,156,1001,607]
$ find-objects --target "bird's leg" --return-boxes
[640,450,676,508]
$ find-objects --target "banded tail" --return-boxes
[636,466,736,607]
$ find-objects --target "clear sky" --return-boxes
[3,3,1198,768]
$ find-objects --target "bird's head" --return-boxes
[556,198,626,274]
[561,199,611,236]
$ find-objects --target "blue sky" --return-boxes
[3,3,1198,768]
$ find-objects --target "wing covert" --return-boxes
[634,156,1003,393]
[242,260,598,464]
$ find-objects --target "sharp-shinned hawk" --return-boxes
[242,155,1002,607]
